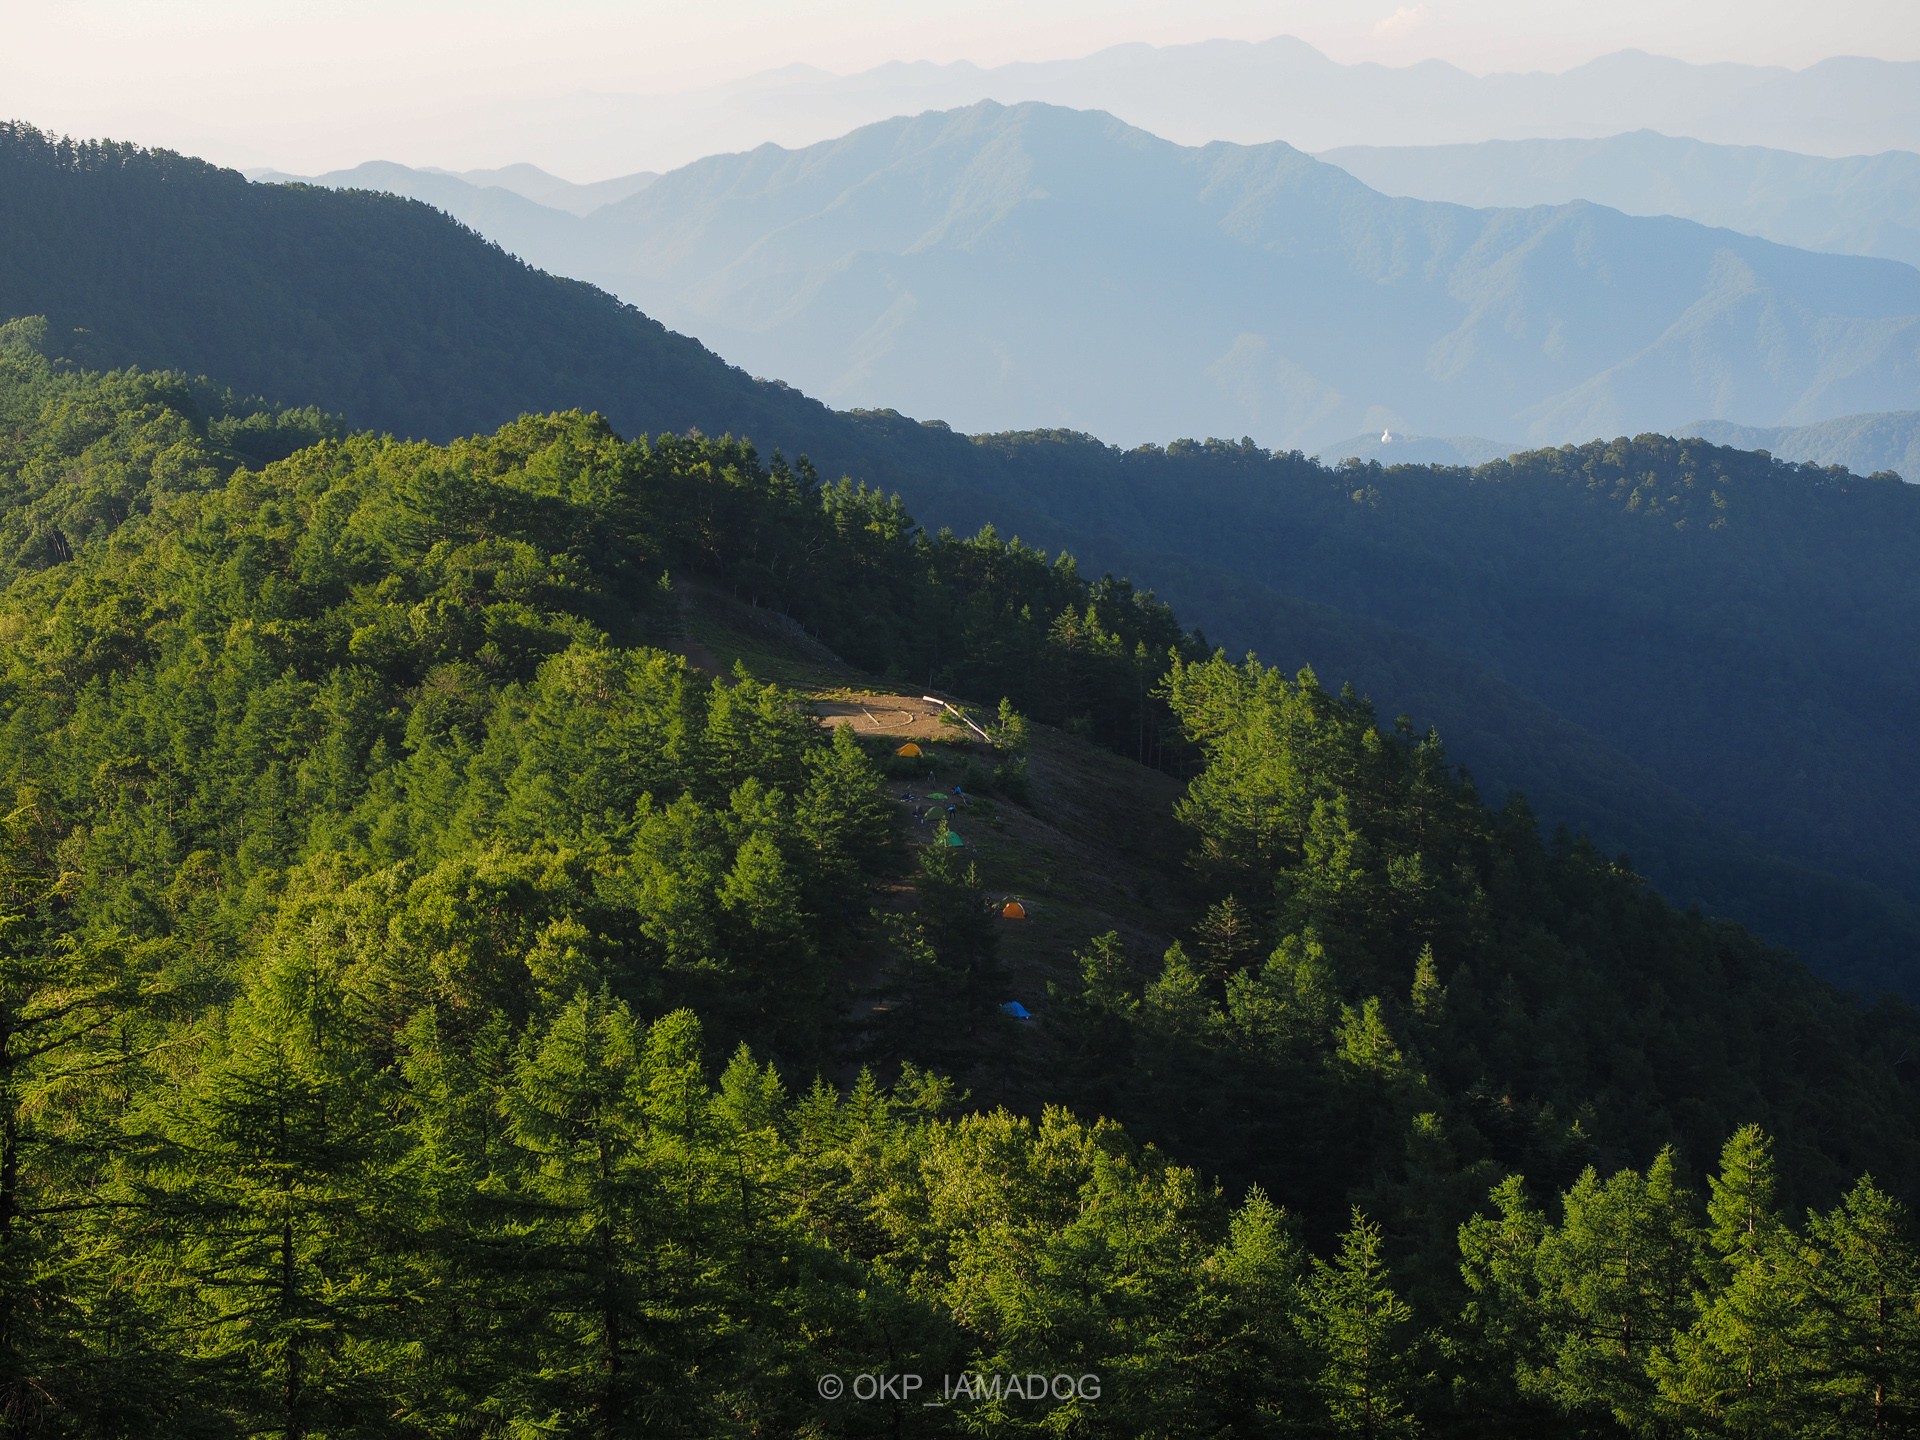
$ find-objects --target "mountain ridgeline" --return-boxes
[1685,409,1920,481]
[0,126,844,448]
[403,34,1920,176]
[262,102,1920,451]
[1321,131,1920,273]
[4,119,1920,1002]
[5,339,1920,1435]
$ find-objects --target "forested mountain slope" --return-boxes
[5,346,1920,1435]
[244,159,595,271]
[5,122,1920,998]
[1687,409,1920,481]
[0,126,847,448]
[981,434,1920,904]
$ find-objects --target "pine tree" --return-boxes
[1297,1208,1419,1437]
[1135,942,1222,1149]
[1655,1126,1813,1437]
[1525,1148,1700,1433]
[1045,932,1137,1115]
[793,721,892,909]
[711,1045,790,1302]
[1195,894,1259,980]
[1207,1189,1313,1436]
[152,939,412,1436]
[1142,942,1211,1042]
[1804,1176,1920,1436]
[0,793,149,1425]
[499,997,724,1437]
[1291,794,1380,951]
[1336,997,1406,1080]
[390,1000,522,1429]
[718,823,822,1048]
[1452,1173,1561,1435]
[1221,930,1341,1067]
[1409,944,1445,1023]
[701,668,817,799]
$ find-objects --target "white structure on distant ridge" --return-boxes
[1380,428,1394,443]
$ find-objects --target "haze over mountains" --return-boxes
[270,101,1920,452]
[1324,132,1920,272]
[248,161,658,218]
[331,36,1920,178]
[1686,410,1920,478]
[718,39,1920,155]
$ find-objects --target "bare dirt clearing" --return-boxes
[812,694,950,740]
[662,585,1196,1042]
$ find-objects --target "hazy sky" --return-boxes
[6,0,1917,175]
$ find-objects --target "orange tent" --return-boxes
[895,742,924,758]
[1001,901,1027,920]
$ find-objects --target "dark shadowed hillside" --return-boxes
[0,126,846,448]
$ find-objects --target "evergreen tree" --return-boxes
[1655,1126,1814,1436]
[151,939,411,1436]
[793,721,893,910]
[497,995,719,1435]
[1524,1149,1700,1434]
[1046,932,1138,1116]
[1194,893,1259,981]
[1206,1189,1314,1436]
[0,793,149,1426]
[1297,1208,1420,1437]
[1409,944,1445,1024]
[1804,1177,1920,1436]
[1451,1174,1561,1436]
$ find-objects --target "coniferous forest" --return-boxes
[2,322,1920,1438]
[9,122,1920,999]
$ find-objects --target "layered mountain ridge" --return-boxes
[1322,131,1920,272]
[266,102,1920,453]
[345,35,1920,177]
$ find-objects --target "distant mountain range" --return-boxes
[267,102,1920,452]
[351,37,1920,179]
[1684,411,1920,479]
[1322,132,1920,272]
[247,161,656,218]
[425,162,658,215]
[731,40,1920,156]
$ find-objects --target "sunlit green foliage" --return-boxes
[3,351,1920,1435]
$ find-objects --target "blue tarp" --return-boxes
[1000,1001,1032,1020]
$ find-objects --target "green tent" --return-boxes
[941,832,966,847]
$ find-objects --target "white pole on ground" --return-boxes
[923,696,994,744]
